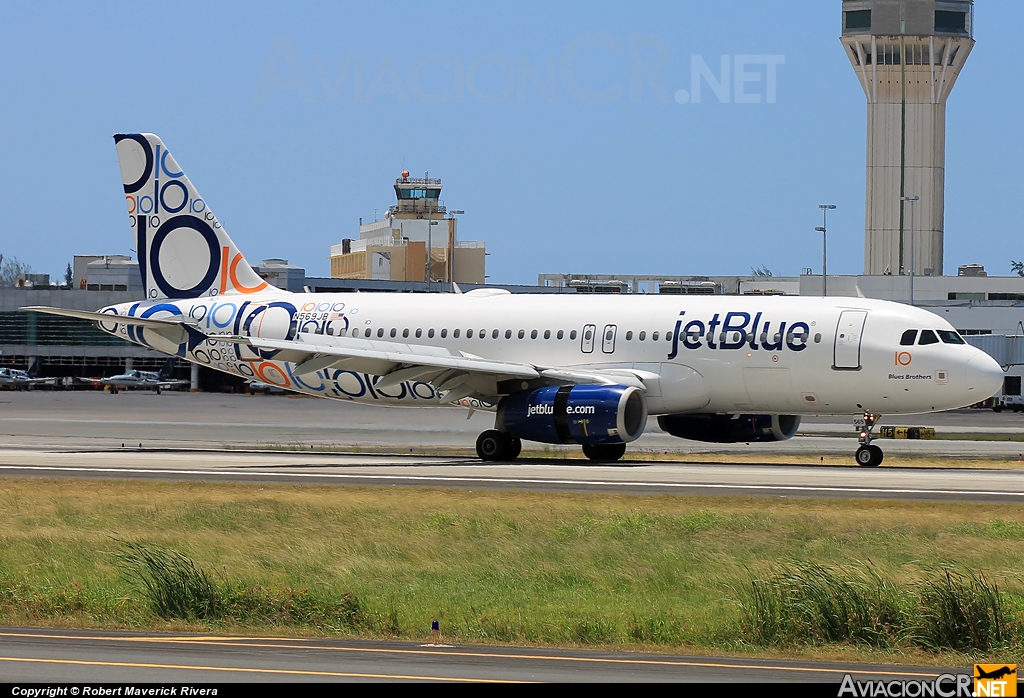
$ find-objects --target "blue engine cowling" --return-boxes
[657,413,801,443]
[497,384,648,446]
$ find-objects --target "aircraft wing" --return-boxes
[20,306,198,329]
[215,332,652,405]
[217,332,539,403]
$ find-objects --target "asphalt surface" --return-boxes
[1,392,1024,502]
[4,391,1024,458]
[0,628,967,683]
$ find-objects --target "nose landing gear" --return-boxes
[854,411,884,467]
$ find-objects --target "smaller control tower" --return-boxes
[842,0,973,277]
[329,172,486,284]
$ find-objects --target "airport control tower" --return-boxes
[841,0,973,276]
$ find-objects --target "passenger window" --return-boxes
[415,328,422,338]
[390,328,397,338]
[403,328,409,338]
[557,330,564,339]
[339,328,348,337]
[626,331,633,340]
[428,329,435,338]
[492,329,499,339]
[666,330,673,341]
[441,329,447,338]
[900,330,917,346]
[570,330,577,340]
[544,330,551,339]
[453,329,460,338]
[652,331,660,341]
[505,329,512,339]
[937,330,966,345]
[531,330,538,339]
[467,329,474,338]
[584,328,592,341]
[639,331,646,341]
[350,328,358,337]
[918,330,939,345]
[518,329,525,339]
[377,328,384,338]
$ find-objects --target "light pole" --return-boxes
[817,204,836,297]
[901,195,919,305]
[448,210,464,288]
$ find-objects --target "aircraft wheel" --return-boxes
[856,445,882,467]
[993,404,1003,413]
[582,443,627,463]
[869,444,884,466]
[109,386,118,395]
[476,430,511,462]
[508,436,522,461]
[156,386,162,395]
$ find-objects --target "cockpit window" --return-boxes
[918,330,939,345]
[900,330,918,346]
[937,330,966,345]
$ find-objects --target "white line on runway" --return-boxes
[1,465,1021,498]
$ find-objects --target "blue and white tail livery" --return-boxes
[22,133,1005,465]
[114,133,268,300]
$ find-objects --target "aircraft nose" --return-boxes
[966,351,1003,399]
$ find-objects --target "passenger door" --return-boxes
[601,324,617,353]
[581,324,596,353]
[833,310,867,370]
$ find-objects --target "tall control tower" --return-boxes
[841,0,973,277]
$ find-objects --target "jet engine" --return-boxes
[497,384,648,445]
[657,413,800,443]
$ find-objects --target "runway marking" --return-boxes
[0,656,519,682]
[0,464,1022,498]
[0,631,940,677]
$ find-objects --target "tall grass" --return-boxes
[115,542,220,620]
[115,541,364,629]
[916,569,1007,651]
[743,563,1017,652]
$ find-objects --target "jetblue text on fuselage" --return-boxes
[667,311,812,359]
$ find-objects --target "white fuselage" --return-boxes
[95,291,1003,418]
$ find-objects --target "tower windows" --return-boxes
[845,10,870,31]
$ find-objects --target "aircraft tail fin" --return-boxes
[113,133,270,300]
[158,358,175,381]
[26,358,41,378]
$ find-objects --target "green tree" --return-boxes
[1012,260,1024,277]
[64,262,73,286]
[0,254,32,286]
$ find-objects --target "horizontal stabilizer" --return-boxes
[21,306,198,328]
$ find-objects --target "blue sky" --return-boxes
[0,1,1019,284]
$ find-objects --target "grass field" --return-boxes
[0,478,1021,663]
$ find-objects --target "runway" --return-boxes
[0,628,964,683]
[2,393,1024,502]
[1,449,1024,502]
[4,391,1024,458]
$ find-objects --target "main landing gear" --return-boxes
[476,430,522,462]
[854,411,884,467]
[474,431,628,463]
[582,443,627,462]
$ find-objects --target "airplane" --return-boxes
[84,358,189,394]
[975,666,1016,681]
[22,133,1005,466]
[0,359,56,389]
